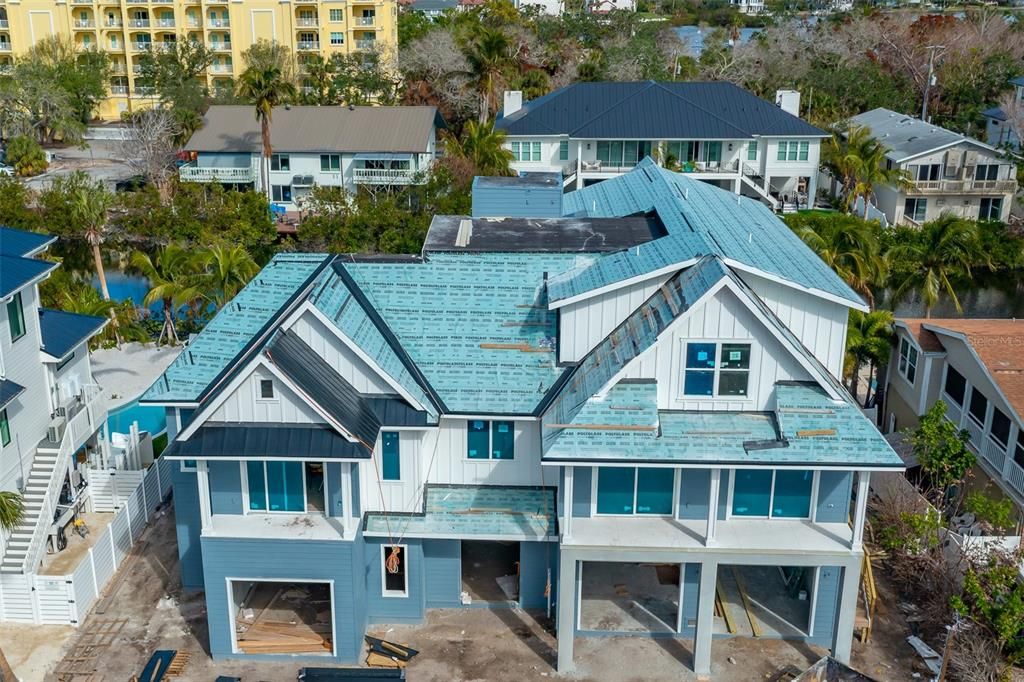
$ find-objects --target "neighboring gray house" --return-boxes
[495,82,827,212]
[848,108,1018,226]
[179,105,443,210]
[0,228,108,575]
[982,76,1024,151]
[148,159,901,675]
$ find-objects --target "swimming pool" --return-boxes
[106,399,167,436]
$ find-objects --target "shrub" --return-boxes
[6,135,48,177]
[965,492,1017,534]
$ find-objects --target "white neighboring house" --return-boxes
[495,82,826,212]
[0,228,108,575]
[983,76,1024,151]
[178,105,443,211]
[730,0,764,14]
[587,0,635,10]
[848,108,1018,226]
[516,0,563,13]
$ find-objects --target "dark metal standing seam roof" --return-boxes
[496,81,827,139]
[166,423,369,460]
[38,308,107,360]
[0,227,56,258]
[0,255,58,298]
[0,379,25,409]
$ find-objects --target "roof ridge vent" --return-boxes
[455,218,473,247]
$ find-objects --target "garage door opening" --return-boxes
[461,540,520,604]
[580,562,680,633]
[231,580,334,655]
[715,565,812,638]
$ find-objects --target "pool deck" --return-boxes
[92,343,182,410]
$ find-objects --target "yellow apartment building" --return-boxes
[0,0,397,119]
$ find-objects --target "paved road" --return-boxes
[23,139,134,191]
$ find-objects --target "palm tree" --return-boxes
[68,176,123,344]
[845,309,894,406]
[236,63,298,199]
[57,285,147,347]
[444,119,515,177]
[789,213,886,308]
[889,214,986,318]
[131,244,204,346]
[0,491,25,532]
[463,28,512,123]
[825,125,912,218]
[195,244,259,308]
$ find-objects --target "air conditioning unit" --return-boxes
[54,406,68,418]
[47,417,66,444]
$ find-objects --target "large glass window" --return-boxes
[7,292,25,342]
[944,367,966,406]
[247,460,305,512]
[466,420,514,459]
[683,342,751,398]
[596,140,653,168]
[904,198,927,223]
[510,141,541,162]
[703,141,722,164]
[665,141,697,163]
[0,408,9,447]
[968,388,988,427]
[382,431,400,481]
[979,197,1003,221]
[898,338,918,385]
[271,185,292,202]
[974,164,999,181]
[776,141,808,162]
[596,467,674,515]
[320,154,341,171]
[733,469,813,518]
[990,408,1011,449]
[270,154,290,171]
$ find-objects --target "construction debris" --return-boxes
[906,636,941,676]
[365,636,419,669]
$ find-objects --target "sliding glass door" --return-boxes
[596,140,654,168]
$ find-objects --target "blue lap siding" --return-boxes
[172,465,204,589]
[208,460,243,515]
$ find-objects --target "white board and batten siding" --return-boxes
[209,366,325,424]
[620,286,813,411]
[0,457,174,625]
[289,311,394,395]
[357,420,547,514]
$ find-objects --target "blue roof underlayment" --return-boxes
[141,253,329,403]
[556,159,863,307]
[363,484,557,539]
[543,381,903,468]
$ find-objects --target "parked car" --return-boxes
[0,164,14,176]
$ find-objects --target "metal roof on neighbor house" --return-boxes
[0,379,25,409]
[0,227,56,258]
[363,484,557,539]
[141,253,331,403]
[165,423,369,460]
[849,108,994,161]
[543,381,903,467]
[0,254,58,299]
[38,308,107,360]
[495,81,827,139]
[423,215,665,253]
[184,105,441,154]
[555,159,863,307]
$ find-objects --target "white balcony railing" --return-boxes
[982,436,1007,474]
[209,63,233,73]
[208,42,232,51]
[911,178,1019,193]
[353,167,416,185]
[179,163,256,184]
[127,18,150,27]
[105,19,123,27]
[0,44,12,53]
[296,40,320,50]
[207,17,229,27]
[156,18,175,27]
[1006,459,1024,498]
[296,17,318,26]
[356,16,375,25]
[110,85,128,94]
[0,20,10,28]
[73,19,96,28]
[19,385,105,575]
[132,42,153,51]
[355,39,376,50]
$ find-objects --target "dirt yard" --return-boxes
[22,501,922,682]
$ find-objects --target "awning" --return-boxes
[163,423,370,460]
[363,484,557,541]
[39,308,108,361]
[0,379,25,409]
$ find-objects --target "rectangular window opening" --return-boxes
[381,431,400,481]
[382,545,408,597]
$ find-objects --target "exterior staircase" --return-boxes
[0,443,62,574]
[738,171,780,211]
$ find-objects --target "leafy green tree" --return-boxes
[786,212,885,307]
[131,243,203,345]
[910,400,974,493]
[0,175,41,231]
[443,119,514,176]
[237,52,298,196]
[964,492,1016,533]
[330,52,400,105]
[195,243,259,307]
[953,552,1024,662]
[298,54,335,105]
[844,309,893,405]
[398,9,434,48]
[0,491,25,532]
[462,28,512,122]
[5,135,47,176]
[135,39,215,142]
[889,214,985,317]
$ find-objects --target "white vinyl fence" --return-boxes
[0,457,174,625]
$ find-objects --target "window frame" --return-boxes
[727,468,817,520]
[381,544,409,598]
[271,185,292,203]
[320,153,341,171]
[680,340,753,400]
[979,197,1003,221]
[465,420,515,460]
[558,140,569,161]
[897,337,918,385]
[0,408,10,447]
[329,32,344,45]
[904,197,927,223]
[180,459,197,472]
[968,387,988,428]
[7,292,25,342]
[990,407,1011,449]
[381,431,400,482]
[256,377,277,402]
[241,459,311,514]
[592,466,678,517]
[269,153,290,172]
[329,7,344,21]
[943,366,967,407]
[747,141,757,161]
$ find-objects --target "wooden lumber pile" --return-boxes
[365,636,419,669]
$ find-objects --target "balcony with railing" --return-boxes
[134,86,156,95]
[207,17,229,26]
[981,435,1008,476]
[132,41,153,51]
[209,62,233,73]
[208,42,232,51]
[296,40,320,50]
[186,18,202,27]
[155,17,175,27]
[1006,459,1024,498]
[0,43,12,53]
[110,84,128,94]
[180,162,256,184]
[909,178,1019,194]
[127,18,150,27]
[356,15,375,25]
[353,167,417,185]
[74,19,97,28]
[105,18,124,27]
[355,38,376,50]
[296,16,319,26]
[0,19,10,28]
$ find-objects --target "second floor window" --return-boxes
[991,407,1011,449]
[747,141,757,161]
[732,469,813,518]
[968,387,988,427]
[320,154,341,171]
[258,378,275,400]
[467,420,514,460]
[776,140,809,162]
[682,342,751,398]
[329,8,344,21]
[558,140,568,161]
[898,338,918,385]
[6,292,25,342]
[382,431,400,481]
[0,408,9,447]
[510,141,541,162]
[596,467,673,515]
[979,198,1003,221]
[270,154,290,171]
[975,164,1000,181]
[330,32,344,45]
[944,366,966,407]
[246,460,304,512]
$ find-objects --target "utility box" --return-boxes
[471,173,563,218]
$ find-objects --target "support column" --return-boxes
[851,471,870,550]
[694,559,717,676]
[196,460,212,531]
[832,559,862,664]
[556,550,577,673]
[705,469,720,546]
[575,141,583,190]
[341,462,354,538]
[563,466,574,540]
